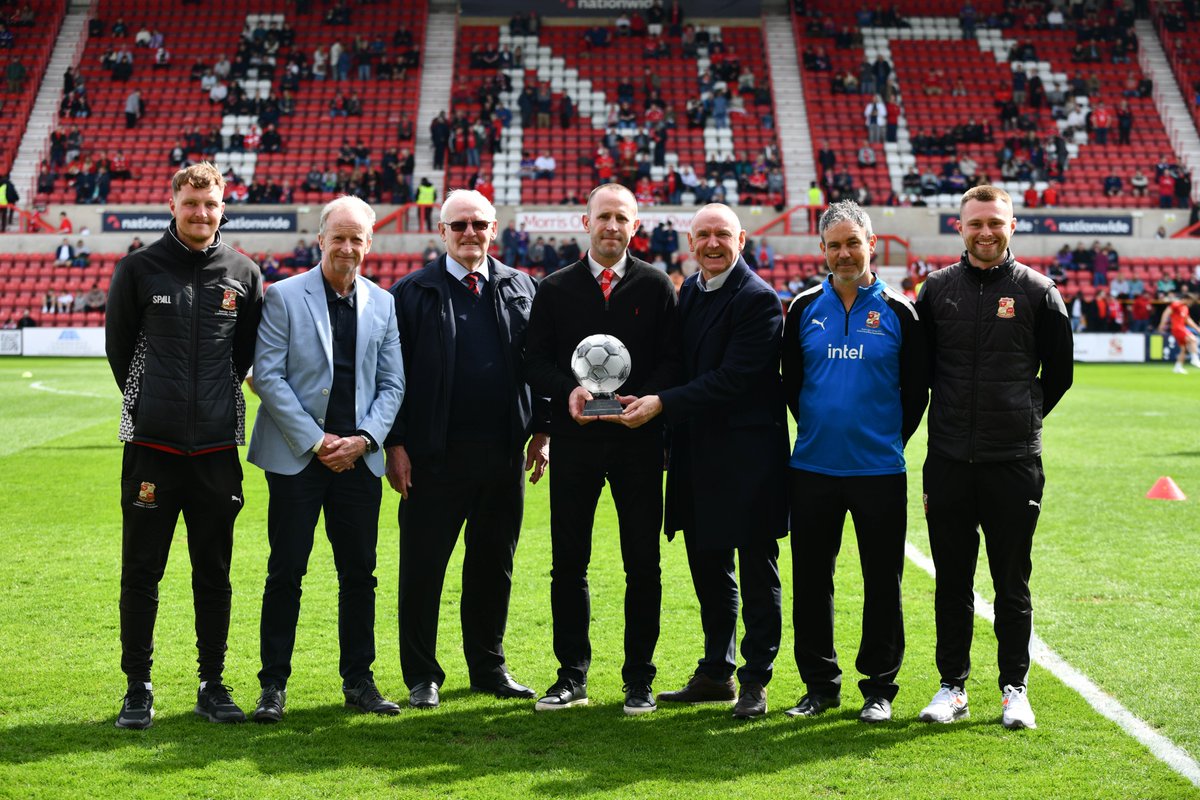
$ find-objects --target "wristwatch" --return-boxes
[358,434,375,453]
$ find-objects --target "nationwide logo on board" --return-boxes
[103,212,298,232]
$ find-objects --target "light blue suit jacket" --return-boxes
[248,265,404,477]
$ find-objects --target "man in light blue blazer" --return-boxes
[247,195,405,723]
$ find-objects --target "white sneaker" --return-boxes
[918,684,969,723]
[1001,684,1037,729]
[1190,357,1200,369]
[1174,364,1188,374]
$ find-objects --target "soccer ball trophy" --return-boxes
[571,333,632,416]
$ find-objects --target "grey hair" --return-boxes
[818,200,873,242]
[439,188,497,223]
[319,195,376,234]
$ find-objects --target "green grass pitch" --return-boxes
[0,358,1197,799]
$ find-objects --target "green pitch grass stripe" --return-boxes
[905,541,1200,789]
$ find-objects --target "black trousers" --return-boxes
[549,436,663,685]
[923,453,1044,691]
[682,531,781,687]
[789,469,907,701]
[258,457,382,689]
[398,441,524,688]
[119,444,243,684]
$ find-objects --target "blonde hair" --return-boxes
[171,162,225,195]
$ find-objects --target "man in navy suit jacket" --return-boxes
[247,195,405,723]
[607,203,788,719]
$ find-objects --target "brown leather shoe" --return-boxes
[656,672,736,704]
[732,684,767,719]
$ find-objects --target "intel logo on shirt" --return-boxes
[827,344,864,359]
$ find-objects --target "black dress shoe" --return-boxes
[732,684,767,719]
[409,681,440,709]
[470,673,536,699]
[343,678,401,715]
[253,685,286,723]
[784,692,842,718]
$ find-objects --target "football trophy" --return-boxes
[571,334,632,416]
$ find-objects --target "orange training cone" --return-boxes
[1146,477,1187,501]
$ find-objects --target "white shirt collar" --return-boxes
[698,266,734,292]
[445,255,490,284]
[586,252,627,280]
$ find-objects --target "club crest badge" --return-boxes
[221,289,238,311]
[997,297,1015,319]
[866,310,881,328]
[138,482,156,504]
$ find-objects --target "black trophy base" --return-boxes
[581,393,624,416]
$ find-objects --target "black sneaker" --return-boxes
[195,682,246,723]
[253,685,286,723]
[115,684,154,729]
[534,678,589,711]
[623,683,657,716]
[343,678,401,715]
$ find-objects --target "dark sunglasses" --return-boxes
[445,220,493,232]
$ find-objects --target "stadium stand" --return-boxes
[795,0,1179,209]
[4,1,1198,330]
[0,0,63,177]
[35,0,425,206]
[447,20,783,208]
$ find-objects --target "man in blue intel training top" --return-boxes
[781,201,928,724]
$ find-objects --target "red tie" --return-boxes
[463,272,480,296]
[600,268,615,300]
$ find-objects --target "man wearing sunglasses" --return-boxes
[385,189,549,709]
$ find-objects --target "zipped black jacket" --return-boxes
[915,250,1073,462]
[105,225,263,452]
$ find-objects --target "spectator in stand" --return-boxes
[1108,269,1131,299]
[6,54,27,92]
[1129,293,1152,332]
[58,211,73,233]
[1023,185,1038,208]
[1090,102,1111,145]
[1130,168,1148,197]
[864,95,886,144]
[81,283,107,312]
[54,237,74,266]
[1158,169,1175,209]
[1173,168,1192,209]
[1041,185,1058,207]
[1116,101,1133,146]
[1103,171,1123,197]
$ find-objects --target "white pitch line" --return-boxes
[905,541,1200,789]
[28,381,113,400]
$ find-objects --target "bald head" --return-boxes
[688,203,745,280]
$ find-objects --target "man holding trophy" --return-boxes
[605,204,788,719]
[525,183,681,715]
